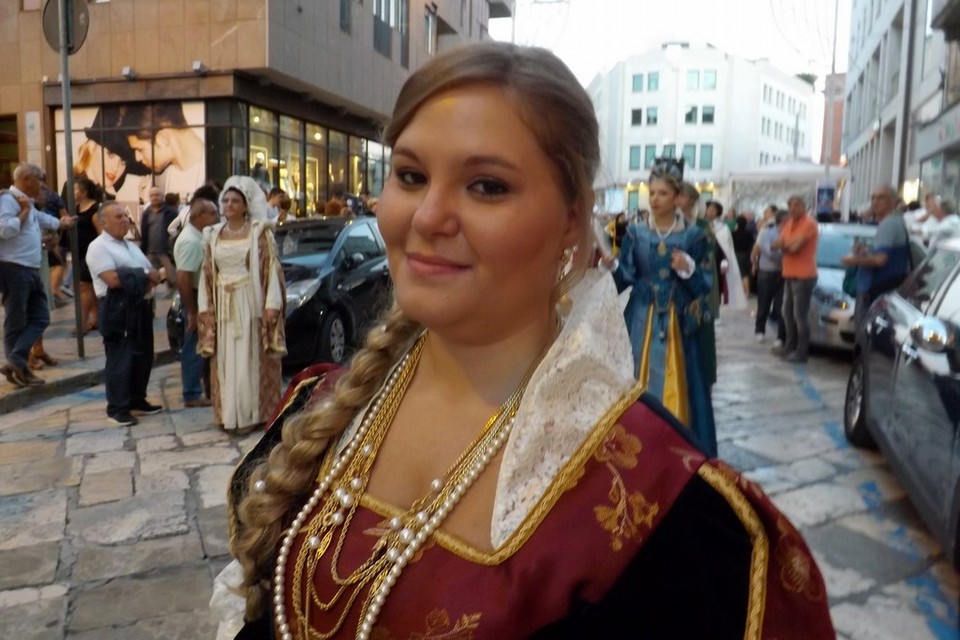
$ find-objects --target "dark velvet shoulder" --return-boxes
[531,472,752,639]
[226,364,345,548]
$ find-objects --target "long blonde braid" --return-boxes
[233,302,421,619]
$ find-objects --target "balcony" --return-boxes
[932,0,960,41]
[488,0,513,19]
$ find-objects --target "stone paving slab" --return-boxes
[66,608,219,640]
[0,489,67,551]
[71,533,205,583]
[0,541,60,590]
[68,566,212,632]
[68,490,189,545]
[0,456,81,496]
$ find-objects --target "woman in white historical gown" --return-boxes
[198,176,286,433]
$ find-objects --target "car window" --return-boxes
[933,271,960,325]
[816,230,875,269]
[339,224,384,263]
[277,226,339,259]
[898,249,960,312]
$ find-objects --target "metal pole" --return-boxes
[824,0,840,181]
[59,0,83,358]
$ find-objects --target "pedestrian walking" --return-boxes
[772,195,818,363]
[0,163,75,387]
[86,202,163,426]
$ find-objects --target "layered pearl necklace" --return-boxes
[221,220,250,239]
[651,213,681,256]
[272,336,542,640]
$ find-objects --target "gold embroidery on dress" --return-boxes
[697,464,769,640]
[774,516,824,601]
[668,445,703,472]
[371,608,481,640]
[593,425,659,551]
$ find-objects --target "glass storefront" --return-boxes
[55,98,389,219]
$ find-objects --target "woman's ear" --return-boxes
[561,203,583,249]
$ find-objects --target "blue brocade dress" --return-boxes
[614,218,718,456]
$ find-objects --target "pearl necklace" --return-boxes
[651,214,680,242]
[271,336,542,640]
[221,221,250,239]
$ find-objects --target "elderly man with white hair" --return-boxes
[0,163,75,387]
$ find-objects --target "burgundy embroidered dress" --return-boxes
[214,272,834,640]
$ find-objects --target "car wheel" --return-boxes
[318,310,348,364]
[844,356,876,448]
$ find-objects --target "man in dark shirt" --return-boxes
[140,186,178,287]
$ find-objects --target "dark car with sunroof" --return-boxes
[168,217,391,368]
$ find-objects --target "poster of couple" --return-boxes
[54,101,206,224]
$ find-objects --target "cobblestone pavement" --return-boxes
[0,306,957,638]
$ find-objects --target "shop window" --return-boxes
[328,130,349,197]
[206,100,245,126]
[250,106,278,134]
[279,138,304,216]
[366,141,385,196]
[349,136,366,195]
[306,128,328,214]
[250,131,278,190]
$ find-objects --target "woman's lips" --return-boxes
[406,252,469,277]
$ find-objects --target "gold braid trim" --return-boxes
[226,375,324,549]
[696,464,769,640]
[361,380,648,566]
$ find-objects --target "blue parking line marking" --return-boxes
[823,420,850,450]
[906,573,960,640]
[793,365,823,404]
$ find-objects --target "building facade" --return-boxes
[822,72,846,166]
[843,0,947,212]
[917,0,960,205]
[0,0,509,216]
[588,42,815,214]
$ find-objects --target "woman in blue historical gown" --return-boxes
[614,158,718,455]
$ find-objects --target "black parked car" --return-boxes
[844,237,960,569]
[168,217,391,368]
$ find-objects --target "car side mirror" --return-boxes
[910,317,955,353]
[342,252,365,270]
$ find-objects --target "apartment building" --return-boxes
[588,42,815,213]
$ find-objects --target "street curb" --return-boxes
[0,349,178,416]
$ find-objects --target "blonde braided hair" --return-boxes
[233,303,421,618]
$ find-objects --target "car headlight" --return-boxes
[285,278,322,314]
[813,287,852,310]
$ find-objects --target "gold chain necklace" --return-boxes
[272,335,544,640]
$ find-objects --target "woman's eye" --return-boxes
[469,179,509,197]
[395,170,426,186]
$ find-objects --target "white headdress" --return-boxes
[220,175,269,222]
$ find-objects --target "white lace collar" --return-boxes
[491,270,636,545]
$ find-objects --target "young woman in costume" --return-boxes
[197,176,286,433]
[613,160,718,456]
[210,42,834,640]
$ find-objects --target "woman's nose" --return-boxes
[411,183,460,237]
